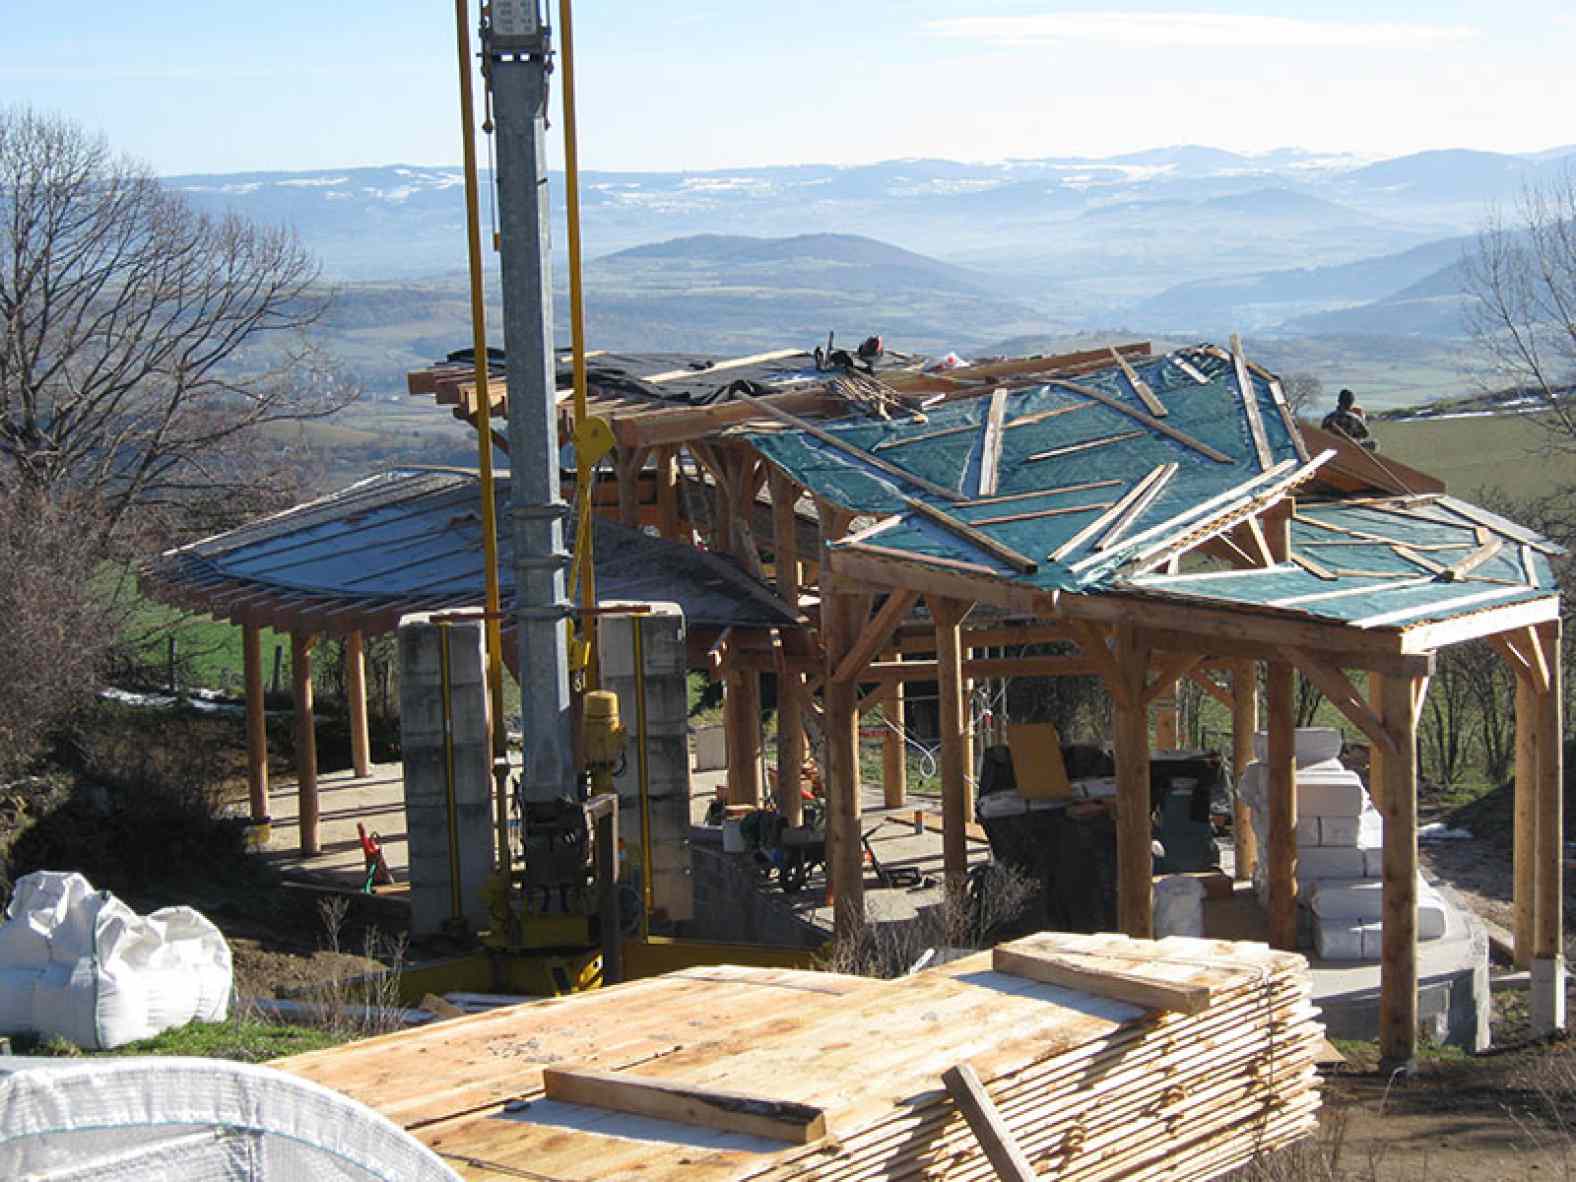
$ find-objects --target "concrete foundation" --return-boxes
[600,603,694,924]
[399,614,494,936]
[1533,957,1568,1036]
[687,837,824,949]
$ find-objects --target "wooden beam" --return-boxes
[1229,334,1274,470]
[1048,378,1233,463]
[243,623,269,821]
[1379,673,1421,1068]
[1531,619,1565,1036]
[1231,659,1259,882]
[540,1066,826,1144]
[932,595,974,894]
[1287,651,1399,755]
[613,388,845,450]
[832,589,920,684]
[740,394,966,502]
[772,474,805,827]
[1188,668,1236,712]
[1109,346,1168,418]
[640,347,805,384]
[863,654,1100,682]
[1092,464,1178,554]
[976,388,1008,497]
[1050,466,1171,565]
[1113,624,1153,939]
[993,942,1210,1014]
[291,633,319,857]
[347,631,371,779]
[1266,660,1297,951]
[900,496,1038,574]
[655,446,682,540]
[821,503,863,942]
[1140,652,1204,707]
[1442,538,1506,581]
[1071,621,1131,710]
[967,500,1117,527]
[829,544,1053,617]
[1026,429,1145,462]
[1398,594,1561,653]
[1349,585,1532,631]
[941,1064,1037,1182]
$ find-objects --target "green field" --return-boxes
[1372,412,1562,503]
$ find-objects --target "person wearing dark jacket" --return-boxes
[1321,388,1376,450]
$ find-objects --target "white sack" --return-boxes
[0,871,231,1050]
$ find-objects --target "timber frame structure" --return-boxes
[409,339,1566,1065]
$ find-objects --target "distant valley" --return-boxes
[175,144,1575,407]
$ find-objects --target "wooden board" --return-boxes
[1005,721,1072,799]
[274,935,1320,1182]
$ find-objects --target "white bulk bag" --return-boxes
[0,871,232,1050]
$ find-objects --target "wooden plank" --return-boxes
[1048,378,1234,464]
[1397,593,1560,653]
[1229,334,1275,470]
[1001,401,1095,431]
[1025,429,1144,463]
[1110,346,1168,417]
[900,496,1039,574]
[976,388,1008,496]
[640,347,805,384]
[967,500,1116,527]
[1267,376,1311,462]
[541,1065,827,1144]
[739,394,966,502]
[883,341,1152,393]
[941,1063,1038,1182]
[871,420,977,451]
[830,545,1053,618]
[1443,538,1505,581]
[831,589,919,684]
[838,541,999,578]
[961,478,1124,508]
[1349,584,1531,630]
[1048,469,1169,564]
[993,943,1211,1014]
[1170,353,1211,384]
[1268,575,1435,609]
[1288,549,1338,581]
[1093,464,1178,553]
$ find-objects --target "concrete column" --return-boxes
[601,603,694,924]
[399,614,493,936]
[347,630,371,779]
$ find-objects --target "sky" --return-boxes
[5,1,1575,176]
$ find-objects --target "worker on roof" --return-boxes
[1321,388,1376,451]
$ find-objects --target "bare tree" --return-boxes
[0,107,353,542]
[1463,169,1576,457]
[1281,373,1324,421]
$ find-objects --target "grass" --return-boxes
[1375,412,1564,503]
[13,1016,347,1062]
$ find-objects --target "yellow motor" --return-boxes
[582,689,626,794]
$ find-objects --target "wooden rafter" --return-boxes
[976,388,1008,497]
[1228,335,1274,470]
[1109,346,1168,418]
[1047,379,1233,463]
[900,496,1039,574]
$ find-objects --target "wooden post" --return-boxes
[722,662,763,807]
[1266,659,1297,951]
[1379,673,1421,1068]
[615,447,646,529]
[243,623,269,821]
[291,632,320,857]
[655,446,681,540]
[1112,624,1153,939]
[962,664,976,822]
[882,653,907,808]
[270,643,283,695]
[1532,619,1566,1036]
[771,470,804,825]
[1231,659,1258,881]
[825,589,862,941]
[1368,672,1387,814]
[933,597,973,897]
[1154,683,1180,750]
[347,630,371,779]
[1514,670,1537,971]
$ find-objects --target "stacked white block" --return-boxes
[1239,728,1445,961]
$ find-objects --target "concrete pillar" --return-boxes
[601,603,694,925]
[399,614,493,936]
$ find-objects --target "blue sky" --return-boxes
[5,2,1574,174]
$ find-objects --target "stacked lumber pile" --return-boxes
[276,933,1321,1182]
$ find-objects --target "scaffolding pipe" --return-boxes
[453,0,511,873]
[557,0,599,689]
